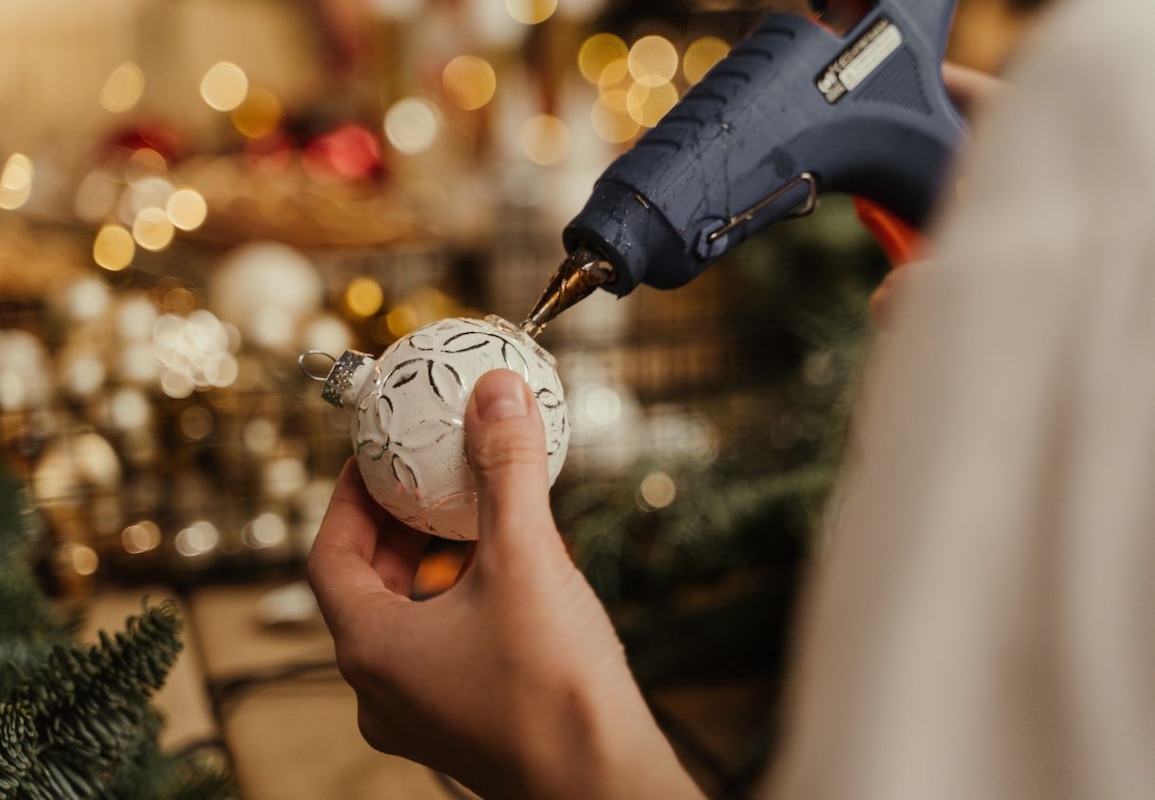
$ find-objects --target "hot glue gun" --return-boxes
[522,0,964,337]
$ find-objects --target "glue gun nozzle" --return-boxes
[520,246,616,338]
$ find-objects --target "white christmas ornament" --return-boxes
[305,316,570,540]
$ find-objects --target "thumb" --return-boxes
[465,369,562,561]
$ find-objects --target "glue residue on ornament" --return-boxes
[335,315,569,540]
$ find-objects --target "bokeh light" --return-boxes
[67,544,100,576]
[628,35,678,87]
[637,470,677,511]
[122,521,162,555]
[0,153,33,210]
[167,188,208,231]
[683,36,730,84]
[345,276,385,318]
[505,0,557,24]
[200,61,249,112]
[93,225,135,272]
[442,55,497,111]
[231,86,282,138]
[384,97,439,155]
[127,176,175,217]
[244,512,288,549]
[591,94,640,143]
[175,520,220,558]
[627,81,679,127]
[100,61,146,113]
[578,33,628,84]
[109,388,151,430]
[74,169,120,222]
[132,207,175,251]
[385,304,420,339]
[521,114,569,165]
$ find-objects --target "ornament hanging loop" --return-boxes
[298,351,337,382]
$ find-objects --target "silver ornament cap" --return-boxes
[299,349,374,409]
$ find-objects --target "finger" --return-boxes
[308,460,420,631]
[464,370,563,563]
[334,458,430,593]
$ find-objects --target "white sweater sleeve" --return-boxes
[762,1,1155,798]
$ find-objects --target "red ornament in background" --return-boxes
[101,122,188,164]
[301,123,385,182]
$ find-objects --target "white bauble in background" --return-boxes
[210,241,323,351]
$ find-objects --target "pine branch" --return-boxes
[6,603,185,799]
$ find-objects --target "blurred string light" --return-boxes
[579,33,628,84]
[65,277,112,322]
[152,309,239,398]
[344,276,385,318]
[109,387,152,431]
[0,153,33,210]
[200,61,249,112]
[628,35,678,87]
[637,470,678,511]
[66,543,100,577]
[125,147,168,179]
[243,511,288,550]
[231,86,282,139]
[167,187,208,230]
[683,36,730,84]
[122,520,162,555]
[132,207,175,251]
[100,61,145,114]
[93,224,135,272]
[505,0,556,24]
[442,55,497,111]
[627,82,678,127]
[521,114,569,165]
[74,169,120,222]
[578,33,732,143]
[384,97,439,155]
[175,520,219,559]
[591,93,639,143]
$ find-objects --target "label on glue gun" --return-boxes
[817,17,904,103]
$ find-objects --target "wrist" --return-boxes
[517,678,704,800]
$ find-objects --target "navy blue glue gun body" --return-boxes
[563,0,964,295]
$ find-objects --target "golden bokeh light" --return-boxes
[627,81,679,127]
[100,61,146,113]
[0,153,33,210]
[505,0,557,25]
[684,36,730,84]
[167,188,208,231]
[386,304,420,338]
[521,114,569,166]
[384,97,440,155]
[591,95,640,143]
[443,55,497,111]
[93,224,135,272]
[122,521,162,555]
[628,35,678,88]
[578,33,629,85]
[200,61,249,112]
[638,470,677,510]
[68,544,100,576]
[345,276,385,318]
[231,86,283,138]
[133,207,175,251]
[597,58,630,90]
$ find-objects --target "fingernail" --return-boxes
[474,370,529,420]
